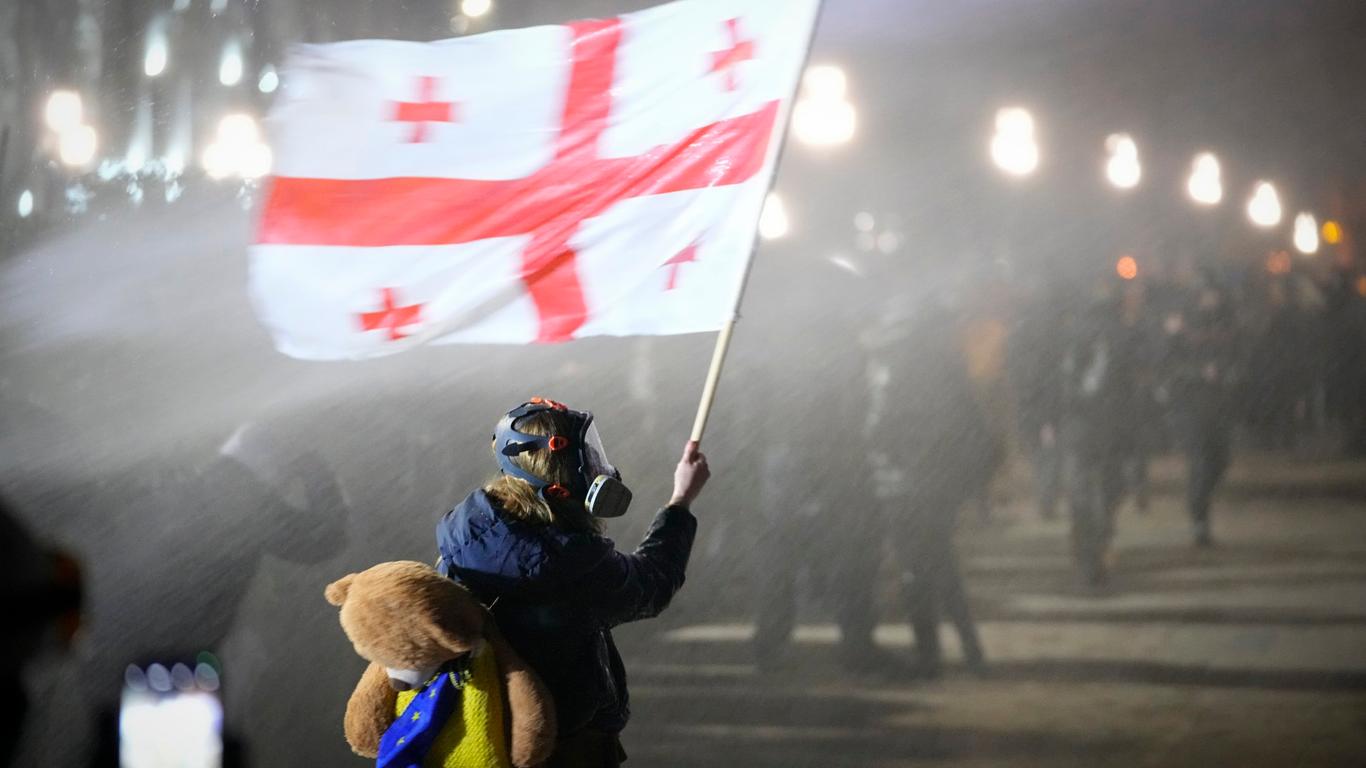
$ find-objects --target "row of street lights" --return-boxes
[988,106,1337,257]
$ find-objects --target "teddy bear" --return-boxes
[325,560,557,767]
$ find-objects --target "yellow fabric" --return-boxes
[394,648,511,768]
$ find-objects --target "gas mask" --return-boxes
[493,398,633,519]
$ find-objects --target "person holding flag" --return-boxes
[435,400,709,765]
[256,0,821,762]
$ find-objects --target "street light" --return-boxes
[202,113,272,180]
[219,43,243,86]
[17,189,34,219]
[145,31,168,77]
[461,0,492,18]
[1247,181,1282,228]
[804,65,846,100]
[792,64,856,147]
[1104,133,1141,189]
[1293,213,1319,255]
[1186,152,1222,205]
[990,107,1039,177]
[258,65,279,94]
[58,124,99,167]
[758,192,789,239]
[792,98,855,147]
[44,91,83,133]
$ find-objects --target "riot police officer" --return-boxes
[863,292,991,676]
[1155,271,1237,547]
[1056,290,1138,584]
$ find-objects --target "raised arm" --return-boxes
[581,441,709,626]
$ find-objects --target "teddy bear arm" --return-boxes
[343,661,398,758]
[488,628,558,768]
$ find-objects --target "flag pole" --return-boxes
[689,0,825,443]
[689,316,736,441]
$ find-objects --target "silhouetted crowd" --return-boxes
[737,249,1366,676]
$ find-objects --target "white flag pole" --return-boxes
[689,0,825,443]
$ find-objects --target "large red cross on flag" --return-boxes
[251,0,819,360]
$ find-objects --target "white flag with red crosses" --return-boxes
[251,0,820,360]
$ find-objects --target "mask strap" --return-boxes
[494,431,555,494]
[494,401,591,499]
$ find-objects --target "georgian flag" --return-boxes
[251,0,820,360]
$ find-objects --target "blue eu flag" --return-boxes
[377,669,463,768]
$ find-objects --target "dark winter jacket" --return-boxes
[435,490,696,737]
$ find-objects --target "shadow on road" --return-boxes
[983,608,1366,627]
[989,658,1366,692]
[627,679,1137,767]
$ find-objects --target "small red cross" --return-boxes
[662,239,700,291]
[390,76,459,143]
[358,287,423,340]
[710,17,755,91]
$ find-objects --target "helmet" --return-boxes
[492,398,630,518]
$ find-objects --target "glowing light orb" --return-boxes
[461,0,492,18]
[219,43,243,86]
[1293,213,1319,255]
[1105,133,1141,189]
[759,193,789,240]
[145,33,168,77]
[58,124,98,167]
[1187,152,1222,205]
[990,107,1039,177]
[1116,255,1138,280]
[258,66,279,94]
[1247,182,1282,228]
[1322,220,1342,245]
[45,91,83,133]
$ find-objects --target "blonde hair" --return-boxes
[485,408,603,534]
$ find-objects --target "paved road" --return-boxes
[616,457,1366,767]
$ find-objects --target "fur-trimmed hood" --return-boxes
[436,490,615,603]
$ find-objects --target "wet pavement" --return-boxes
[616,455,1366,767]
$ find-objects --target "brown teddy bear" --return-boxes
[325,561,556,767]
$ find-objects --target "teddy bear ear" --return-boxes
[324,574,356,607]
